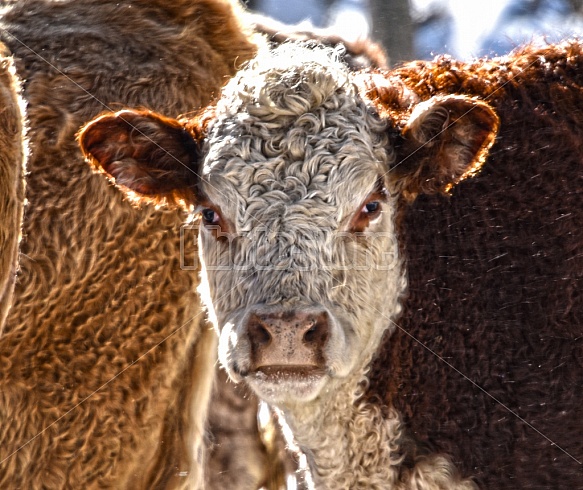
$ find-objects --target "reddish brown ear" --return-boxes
[390,94,499,201]
[78,109,201,207]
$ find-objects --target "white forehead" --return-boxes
[199,44,390,224]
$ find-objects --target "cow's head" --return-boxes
[79,45,498,407]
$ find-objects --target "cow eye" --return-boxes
[362,201,380,215]
[348,187,386,233]
[201,208,220,226]
[360,200,382,220]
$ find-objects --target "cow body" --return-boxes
[80,41,583,489]
[0,1,263,488]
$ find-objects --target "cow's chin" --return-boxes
[245,367,329,405]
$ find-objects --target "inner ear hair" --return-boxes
[78,109,202,208]
[390,95,499,201]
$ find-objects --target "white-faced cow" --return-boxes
[79,41,583,489]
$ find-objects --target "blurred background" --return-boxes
[246,0,583,65]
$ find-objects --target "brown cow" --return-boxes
[79,40,583,488]
[0,0,265,488]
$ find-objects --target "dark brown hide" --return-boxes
[367,42,583,489]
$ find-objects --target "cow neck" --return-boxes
[275,362,476,489]
[276,363,404,489]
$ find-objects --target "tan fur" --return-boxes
[0,0,268,488]
[0,49,26,333]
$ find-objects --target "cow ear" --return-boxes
[390,95,499,201]
[78,109,202,208]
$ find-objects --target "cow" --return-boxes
[0,53,25,333]
[0,1,393,487]
[0,0,270,488]
[79,40,583,489]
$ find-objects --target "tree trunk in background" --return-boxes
[369,0,413,66]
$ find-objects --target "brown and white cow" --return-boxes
[80,41,583,489]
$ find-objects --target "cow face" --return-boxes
[79,45,498,407]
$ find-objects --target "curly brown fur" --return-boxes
[0,49,26,333]
[0,0,277,488]
[366,42,583,489]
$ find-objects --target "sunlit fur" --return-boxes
[0,0,264,488]
[0,53,26,334]
[196,44,472,489]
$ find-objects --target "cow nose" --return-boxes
[245,308,330,370]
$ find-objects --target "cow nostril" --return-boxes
[248,321,272,346]
[302,316,328,345]
[303,322,318,344]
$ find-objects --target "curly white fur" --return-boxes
[195,44,476,489]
